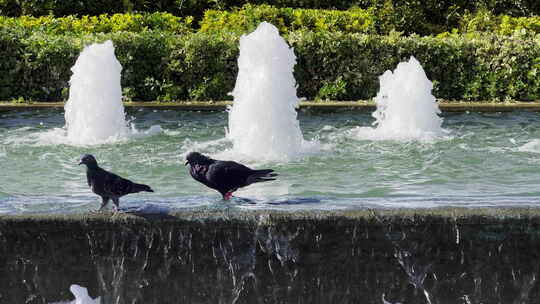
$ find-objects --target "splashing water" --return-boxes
[64,40,129,145]
[51,284,100,304]
[518,139,540,153]
[354,56,444,141]
[227,22,317,161]
[32,40,162,146]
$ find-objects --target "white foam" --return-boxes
[70,285,100,304]
[518,139,540,153]
[120,203,171,214]
[130,124,163,137]
[50,284,100,304]
[353,56,445,142]
[227,22,319,162]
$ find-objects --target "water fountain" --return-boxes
[354,56,444,141]
[63,40,129,145]
[58,285,100,304]
[227,22,315,161]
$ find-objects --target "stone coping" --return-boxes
[1,101,540,112]
[2,207,540,225]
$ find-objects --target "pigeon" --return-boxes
[185,152,277,200]
[79,154,154,211]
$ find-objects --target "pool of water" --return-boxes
[1,109,540,214]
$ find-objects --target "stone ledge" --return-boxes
[2,207,540,224]
[1,101,540,112]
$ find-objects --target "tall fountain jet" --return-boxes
[64,40,128,145]
[228,22,307,161]
[355,56,444,141]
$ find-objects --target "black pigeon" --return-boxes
[185,152,277,200]
[79,154,154,211]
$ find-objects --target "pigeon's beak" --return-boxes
[184,161,189,166]
[78,161,83,165]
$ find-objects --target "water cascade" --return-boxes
[67,285,100,304]
[354,56,444,141]
[228,22,313,161]
[64,40,129,145]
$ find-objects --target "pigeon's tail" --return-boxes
[247,169,277,184]
[132,183,154,193]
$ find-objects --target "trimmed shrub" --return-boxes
[0,13,193,36]
[166,32,239,101]
[0,0,125,17]
[0,29,176,101]
[293,31,539,101]
[0,0,229,18]
[1,0,538,28]
[200,4,540,36]
[2,9,537,38]
[200,4,376,34]
[0,30,538,102]
[455,10,540,35]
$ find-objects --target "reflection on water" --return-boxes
[1,212,540,303]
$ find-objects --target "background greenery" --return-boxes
[0,1,538,102]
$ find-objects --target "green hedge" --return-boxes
[1,0,539,33]
[2,9,538,38]
[200,5,377,34]
[1,29,538,102]
[454,10,540,35]
[200,4,540,36]
[2,0,539,17]
[0,13,193,35]
[0,0,220,17]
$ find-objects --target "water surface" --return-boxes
[1,109,540,214]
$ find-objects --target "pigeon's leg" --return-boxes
[223,191,234,200]
[112,198,120,212]
[98,197,110,211]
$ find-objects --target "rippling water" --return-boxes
[1,109,540,214]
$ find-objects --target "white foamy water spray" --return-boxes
[518,139,540,153]
[354,56,444,141]
[31,40,162,146]
[50,284,100,304]
[64,40,128,145]
[228,22,317,161]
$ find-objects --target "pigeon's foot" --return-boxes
[223,192,234,200]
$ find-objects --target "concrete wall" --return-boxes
[1,208,540,304]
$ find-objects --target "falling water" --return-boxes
[354,56,444,141]
[64,40,129,145]
[227,22,316,161]
[52,284,101,304]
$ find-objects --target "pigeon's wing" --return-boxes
[207,161,253,190]
[100,170,135,197]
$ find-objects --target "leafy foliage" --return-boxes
[0,13,193,36]
[200,4,376,34]
[1,29,538,102]
[200,4,540,36]
[1,0,538,31]
[453,9,540,35]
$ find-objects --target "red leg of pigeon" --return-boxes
[224,191,234,200]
